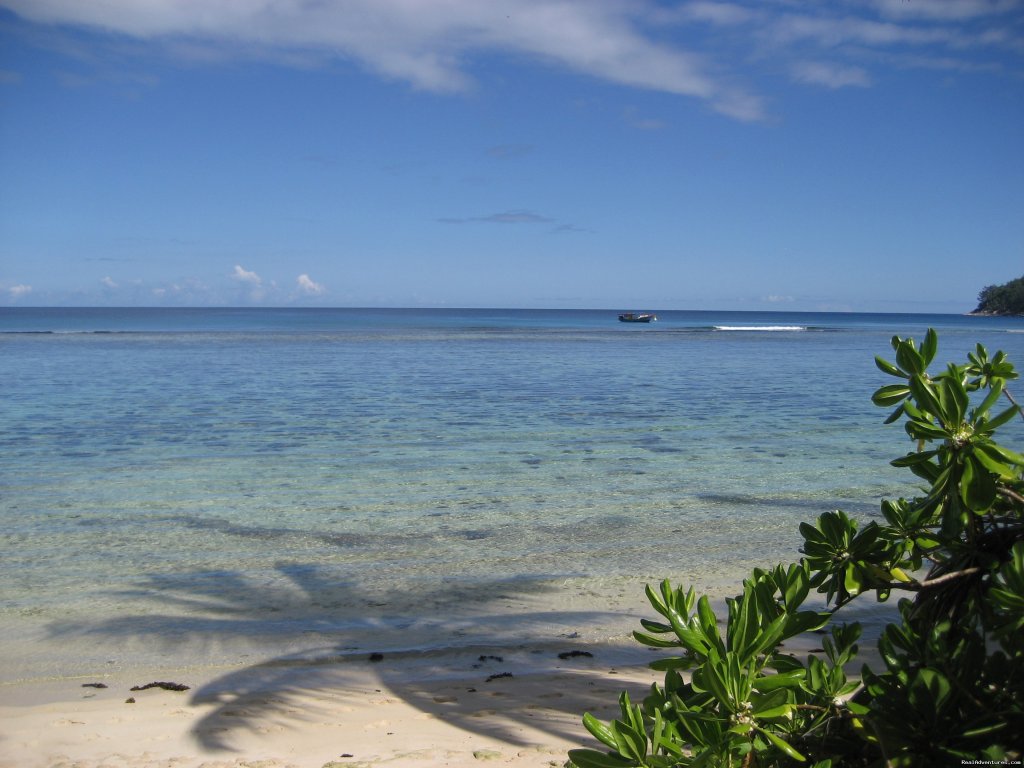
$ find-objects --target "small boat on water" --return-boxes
[618,312,656,323]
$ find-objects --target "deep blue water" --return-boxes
[4,306,1023,334]
[2,308,1023,680]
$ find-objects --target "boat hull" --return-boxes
[618,313,656,323]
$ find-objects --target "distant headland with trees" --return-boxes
[972,274,1024,316]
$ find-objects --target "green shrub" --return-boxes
[570,330,1024,767]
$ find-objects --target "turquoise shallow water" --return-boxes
[2,308,1023,681]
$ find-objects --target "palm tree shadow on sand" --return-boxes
[46,560,658,754]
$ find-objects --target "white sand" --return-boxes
[0,650,661,768]
[0,579,895,768]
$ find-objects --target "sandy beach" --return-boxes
[0,646,661,768]
[1,547,908,768]
[1,598,898,768]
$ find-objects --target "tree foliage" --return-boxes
[974,275,1024,316]
[570,331,1024,767]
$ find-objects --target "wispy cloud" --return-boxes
[865,0,1022,22]
[665,0,1022,95]
[672,1,759,26]
[2,0,1020,122]
[7,284,32,299]
[792,61,871,89]
[552,223,592,234]
[439,209,554,225]
[486,144,535,159]
[295,273,325,296]
[32,267,331,306]
[230,264,267,302]
[231,264,261,285]
[624,106,667,130]
[0,0,760,119]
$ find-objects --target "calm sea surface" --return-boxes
[3,308,1023,682]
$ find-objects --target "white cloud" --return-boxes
[0,0,760,119]
[231,264,262,285]
[296,273,325,296]
[2,0,1018,124]
[770,15,951,49]
[230,264,267,301]
[865,0,1022,21]
[624,106,667,130]
[8,284,32,298]
[792,61,871,89]
[439,209,556,224]
[674,1,759,26]
[101,276,118,288]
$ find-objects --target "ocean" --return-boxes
[2,307,1023,684]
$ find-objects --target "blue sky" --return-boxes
[0,1,1021,312]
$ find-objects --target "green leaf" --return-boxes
[906,419,948,441]
[728,591,753,658]
[611,721,647,763]
[989,588,1024,612]
[819,510,853,544]
[884,403,909,428]
[941,373,968,425]
[639,618,674,634]
[740,611,788,662]
[890,450,938,467]
[908,668,951,716]
[753,669,806,691]
[583,713,619,750]
[902,398,926,420]
[754,704,795,720]
[644,582,669,618]
[751,687,790,714]
[568,749,635,768]
[976,439,1024,467]
[960,455,997,512]
[755,725,806,762]
[875,356,905,377]
[648,657,695,672]
[962,721,1009,738]
[696,596,721,648]
[633,631,683,649]
[921,328,938,366]
[872,384,911,406]
[908,376,943,419]
[896,341,924,376]
[972,443,1016,479]
[882,403,906,424]
[784,610,830,636]
[984,403,1024,432]
[693,655,733,709]
[843,564,865,597]
[974,381,1004,419]
[799,521,828,545]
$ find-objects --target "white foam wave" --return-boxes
[713,325,807,332]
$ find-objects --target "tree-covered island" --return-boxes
[972,275,1024,316]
